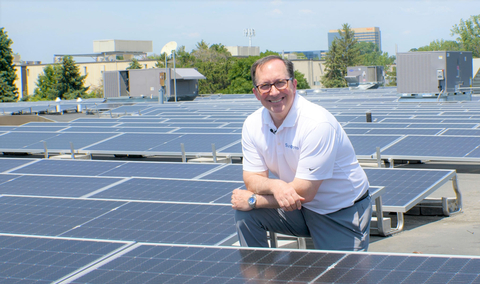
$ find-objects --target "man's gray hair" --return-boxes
[251,55,295,87]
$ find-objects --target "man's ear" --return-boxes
[253,88,261,101]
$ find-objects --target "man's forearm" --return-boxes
[244,172,284,195]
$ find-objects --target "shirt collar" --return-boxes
[261,93,302,130]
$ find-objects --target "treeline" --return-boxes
[146,40,310,95]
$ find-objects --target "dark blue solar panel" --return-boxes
[0,196,125,236]
[223,122,244,128]
[0,236,126,283]
[98,161,219,179]
[343,123,410,128]
[200,164,277,181]
[11,126,68,132]
[91,178,240,203]
[61,126,119,132]
[466,146,480,158]
[218,141,242,154]
[23,132,119,151]
[364,168,453,209]
[407,123,477,129]
[171,127,241,134]
[114,127,177,133]
[83,133,183,152]
[70,244,480,284]
[63,202,235,244]
[70,122,121,127]
[440,129,480,136]
[0,132,61,149]
[381,136,480,157]
[0,174,123,197]
[161,122,228,128]
[0,158,35,173]
[10,159,126,176]
[366,128,444,135]
[344,128,371,134]
[349,135,403,156]
[149,133,241,153]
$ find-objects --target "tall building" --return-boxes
[328,27,381,51]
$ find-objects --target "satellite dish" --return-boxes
[161,41,177,57]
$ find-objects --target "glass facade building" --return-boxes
[328,27,381,51]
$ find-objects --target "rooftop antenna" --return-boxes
[244,28,255,47]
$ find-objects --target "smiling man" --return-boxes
[231,55,371,251]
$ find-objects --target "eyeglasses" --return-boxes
[255,78,292,94]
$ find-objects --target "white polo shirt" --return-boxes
[242,94,369,214]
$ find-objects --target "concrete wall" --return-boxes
[290,60,326,89]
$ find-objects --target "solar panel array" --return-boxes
[1,88,480,282]
[0,157,476,283]
[2,88,480,163]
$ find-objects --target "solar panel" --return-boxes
[0,174,123,197]
[407,123,477,129]
[11,126,68,132]
[0,196,124,235]
[440,129,480,136]
[364,168,455,211]
[348,135,403,157]
[150,133,240,153]
[0,235,127,283]
[61,201,235,244]
[0,158,36,173]
[365,128,444,135]
[0,132,61,149]
[380,135,480,159]
[90,178,240,203]
[65,244,480,284]
[0,196,235,245]
[96,161,220,179]
[9,159,125,176]
[24,132,119,151]
[171,127,241,134]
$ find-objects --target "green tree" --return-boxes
[0,27,18,102]
[192,41,233,94]
[451,14,480,57]
[294,70,310,89]
[321,23,360,88]
[386,66,397,86]
[175,45,196,68]
[321,40,346,88]
[32,64,61,100]
[127,58,143,69]
[411,39,462,52]
[58,56,89,99]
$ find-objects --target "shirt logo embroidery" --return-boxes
[285,143,299,150]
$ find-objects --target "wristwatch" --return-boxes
[248,193,257,209]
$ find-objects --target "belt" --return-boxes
[354,190,370,204]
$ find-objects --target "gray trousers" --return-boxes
[234,195,372,251]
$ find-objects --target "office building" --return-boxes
[328,27,381,51]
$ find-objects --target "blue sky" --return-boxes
[1,0,478,63]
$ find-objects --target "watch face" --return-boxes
[248,196,255,204]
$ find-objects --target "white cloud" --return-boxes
[270,0,282,6]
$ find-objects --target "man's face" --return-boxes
[252,59,297,125]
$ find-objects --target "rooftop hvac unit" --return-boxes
[345,66,384,89]
[397,51,473,97]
